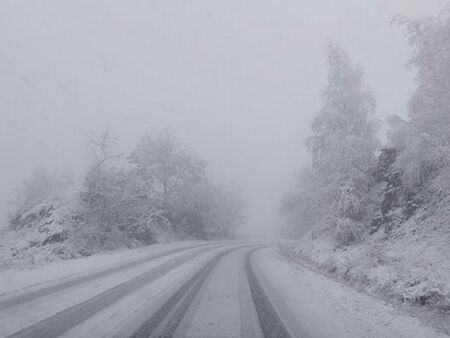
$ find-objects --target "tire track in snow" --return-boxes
[131,244,291,338]
[6,245,225,338]
[246,248,292,338]
[0,242,217,309]
[129,246,244,338]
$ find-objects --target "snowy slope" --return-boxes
[286,194,450,314]
[0,199,187,269]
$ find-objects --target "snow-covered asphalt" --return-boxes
[0,241,446,338]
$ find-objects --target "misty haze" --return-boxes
[1,1,450,337]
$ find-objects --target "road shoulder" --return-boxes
[253,247,447,338]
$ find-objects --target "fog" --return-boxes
[0,0,440,236]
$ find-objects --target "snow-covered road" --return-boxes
[0,241,446,338]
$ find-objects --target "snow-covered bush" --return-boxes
[10,168,74,228]
[124,208,171,245]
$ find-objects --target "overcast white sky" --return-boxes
[0,0,441,235]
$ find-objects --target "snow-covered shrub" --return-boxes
[1,200,83,266]
[10,168,74,229]
[125,208,171,245]
[331,217,365,246]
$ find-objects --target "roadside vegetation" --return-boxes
[281,9,450,315]
[1,130,245,267]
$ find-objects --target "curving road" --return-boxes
[0,241,303,338]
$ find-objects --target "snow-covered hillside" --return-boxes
[280,9,450,328]
[1,130,247,270]
[283,211,450,311]
[0,199,183,269]
[282,146,450,316]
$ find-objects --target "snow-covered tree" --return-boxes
[77,127,130,248]
[171,180,245,239]
[309,45,378,237]
[128,131,244,238]
[388,10,450,194]
[10,127,245,250]
[129,130,205,212]
[396,12,450,141]
[282,44,379,244]
[206,183,246,238]
[280,167,324,237]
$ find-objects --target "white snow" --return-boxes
[0,245,212,337]
[1,242,446,338]
[0,240,205,296]
[255,247,448,338]
[61,246,230,338]
[288,197,450,314]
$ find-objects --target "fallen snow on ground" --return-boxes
[256,247,448,338]
[0,245,229,338]
[285,204,450,319]
[0,240,204,295]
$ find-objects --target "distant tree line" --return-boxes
[11,129,245,250]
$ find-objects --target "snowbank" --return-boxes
[257,247,447,338]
